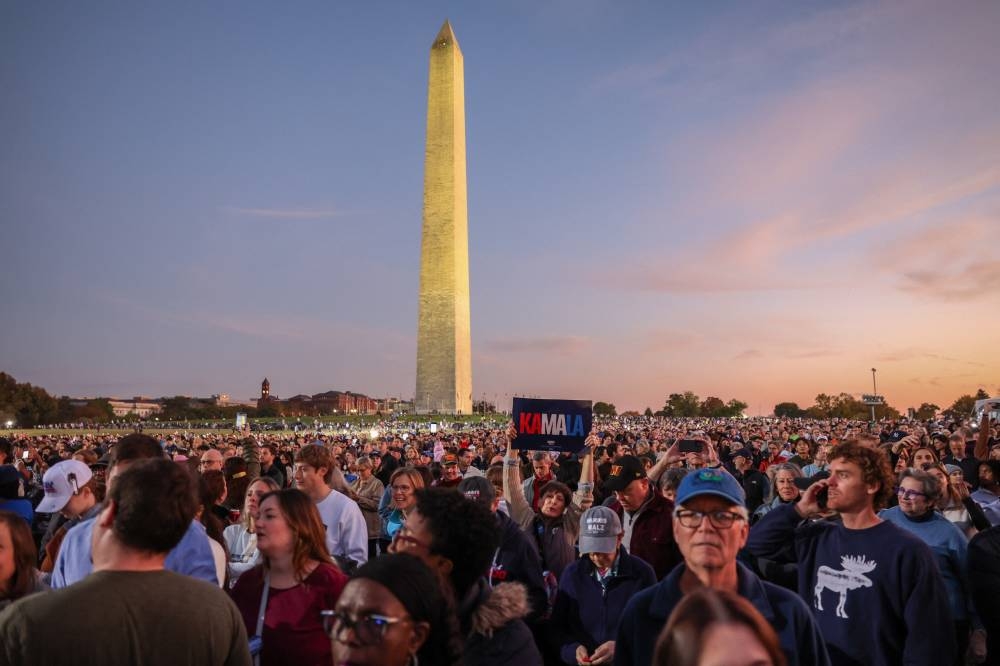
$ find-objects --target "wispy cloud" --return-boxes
[875,348,985,366]
[221,206,342,219]
[734,349,763,361]
[898,260,1000,302]
[485,336,589,355]
[790,349,841,359]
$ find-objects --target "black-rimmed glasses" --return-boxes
[321,610,411,645]
[674,509,744,529]
[896,487,927,500]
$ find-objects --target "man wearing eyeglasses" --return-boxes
[199,448,224,472]
[614,468,829,666]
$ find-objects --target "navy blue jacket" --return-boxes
[493,510,548,622]
[551,547,656,664]
[614,562,830,666]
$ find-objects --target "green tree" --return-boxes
[912,403,940,420]
[0,373,59,427]
[593,401,617,416]
[643,407,653,417]
[663,392,701,417]
[975,388,990,400]
[724,399,749,417]
[774,402,804,418]
[159,396,195,419]
[76,399,114,423]
[808,393,835,419]
[699,396,726,417]
[944,394,977,419]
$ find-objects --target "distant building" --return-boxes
[254,378,405,416]
[108,400,162,418]
[212,393,230,406]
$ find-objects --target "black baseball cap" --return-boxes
[604,456,647,492]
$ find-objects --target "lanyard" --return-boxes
[253,571,270,666]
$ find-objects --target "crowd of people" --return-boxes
[0,407,999,665]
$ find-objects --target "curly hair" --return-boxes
[414,487,499,598]
[829,439,895,510]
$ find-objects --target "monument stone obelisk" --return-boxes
[415,20,472,415]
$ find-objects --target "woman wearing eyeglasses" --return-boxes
[879,468,973,665]
[377,467,425,553]
[230,488,348,666]
[328,553,461,666]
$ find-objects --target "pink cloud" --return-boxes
[485,336,590,355]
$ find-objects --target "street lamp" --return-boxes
[871,368,878,422]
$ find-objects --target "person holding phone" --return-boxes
[747,440,956,665]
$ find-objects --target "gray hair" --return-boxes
[898,468,941,504]
[766,463,803,503]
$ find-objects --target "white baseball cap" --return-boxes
[37,460,93,514]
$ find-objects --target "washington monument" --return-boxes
[415,20,472,415]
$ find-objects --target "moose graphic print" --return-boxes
[813,554,876,619]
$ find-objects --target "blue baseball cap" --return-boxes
[675,468,746,508]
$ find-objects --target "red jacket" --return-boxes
[607,492,681,580]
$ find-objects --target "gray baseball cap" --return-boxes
[578,506,622,555]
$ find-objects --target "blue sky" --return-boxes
[2,1,998,413]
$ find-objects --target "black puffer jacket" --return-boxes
[460,579,542,666]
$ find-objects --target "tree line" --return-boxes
[773,388,991,420]
[594,392,749,418]
[0,372,253,427]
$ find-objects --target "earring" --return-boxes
[408,653,419,666]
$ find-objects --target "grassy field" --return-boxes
[6,413,511,437]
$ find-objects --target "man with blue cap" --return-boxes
[614,468,830,666]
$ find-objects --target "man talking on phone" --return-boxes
[747,440,955,665]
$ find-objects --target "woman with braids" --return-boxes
[389,487,542,666]
[328,553,462,666]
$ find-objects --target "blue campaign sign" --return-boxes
[512,398,593,453]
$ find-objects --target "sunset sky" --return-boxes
[3,2,998,414]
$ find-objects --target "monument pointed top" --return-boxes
[433,19,460,50]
